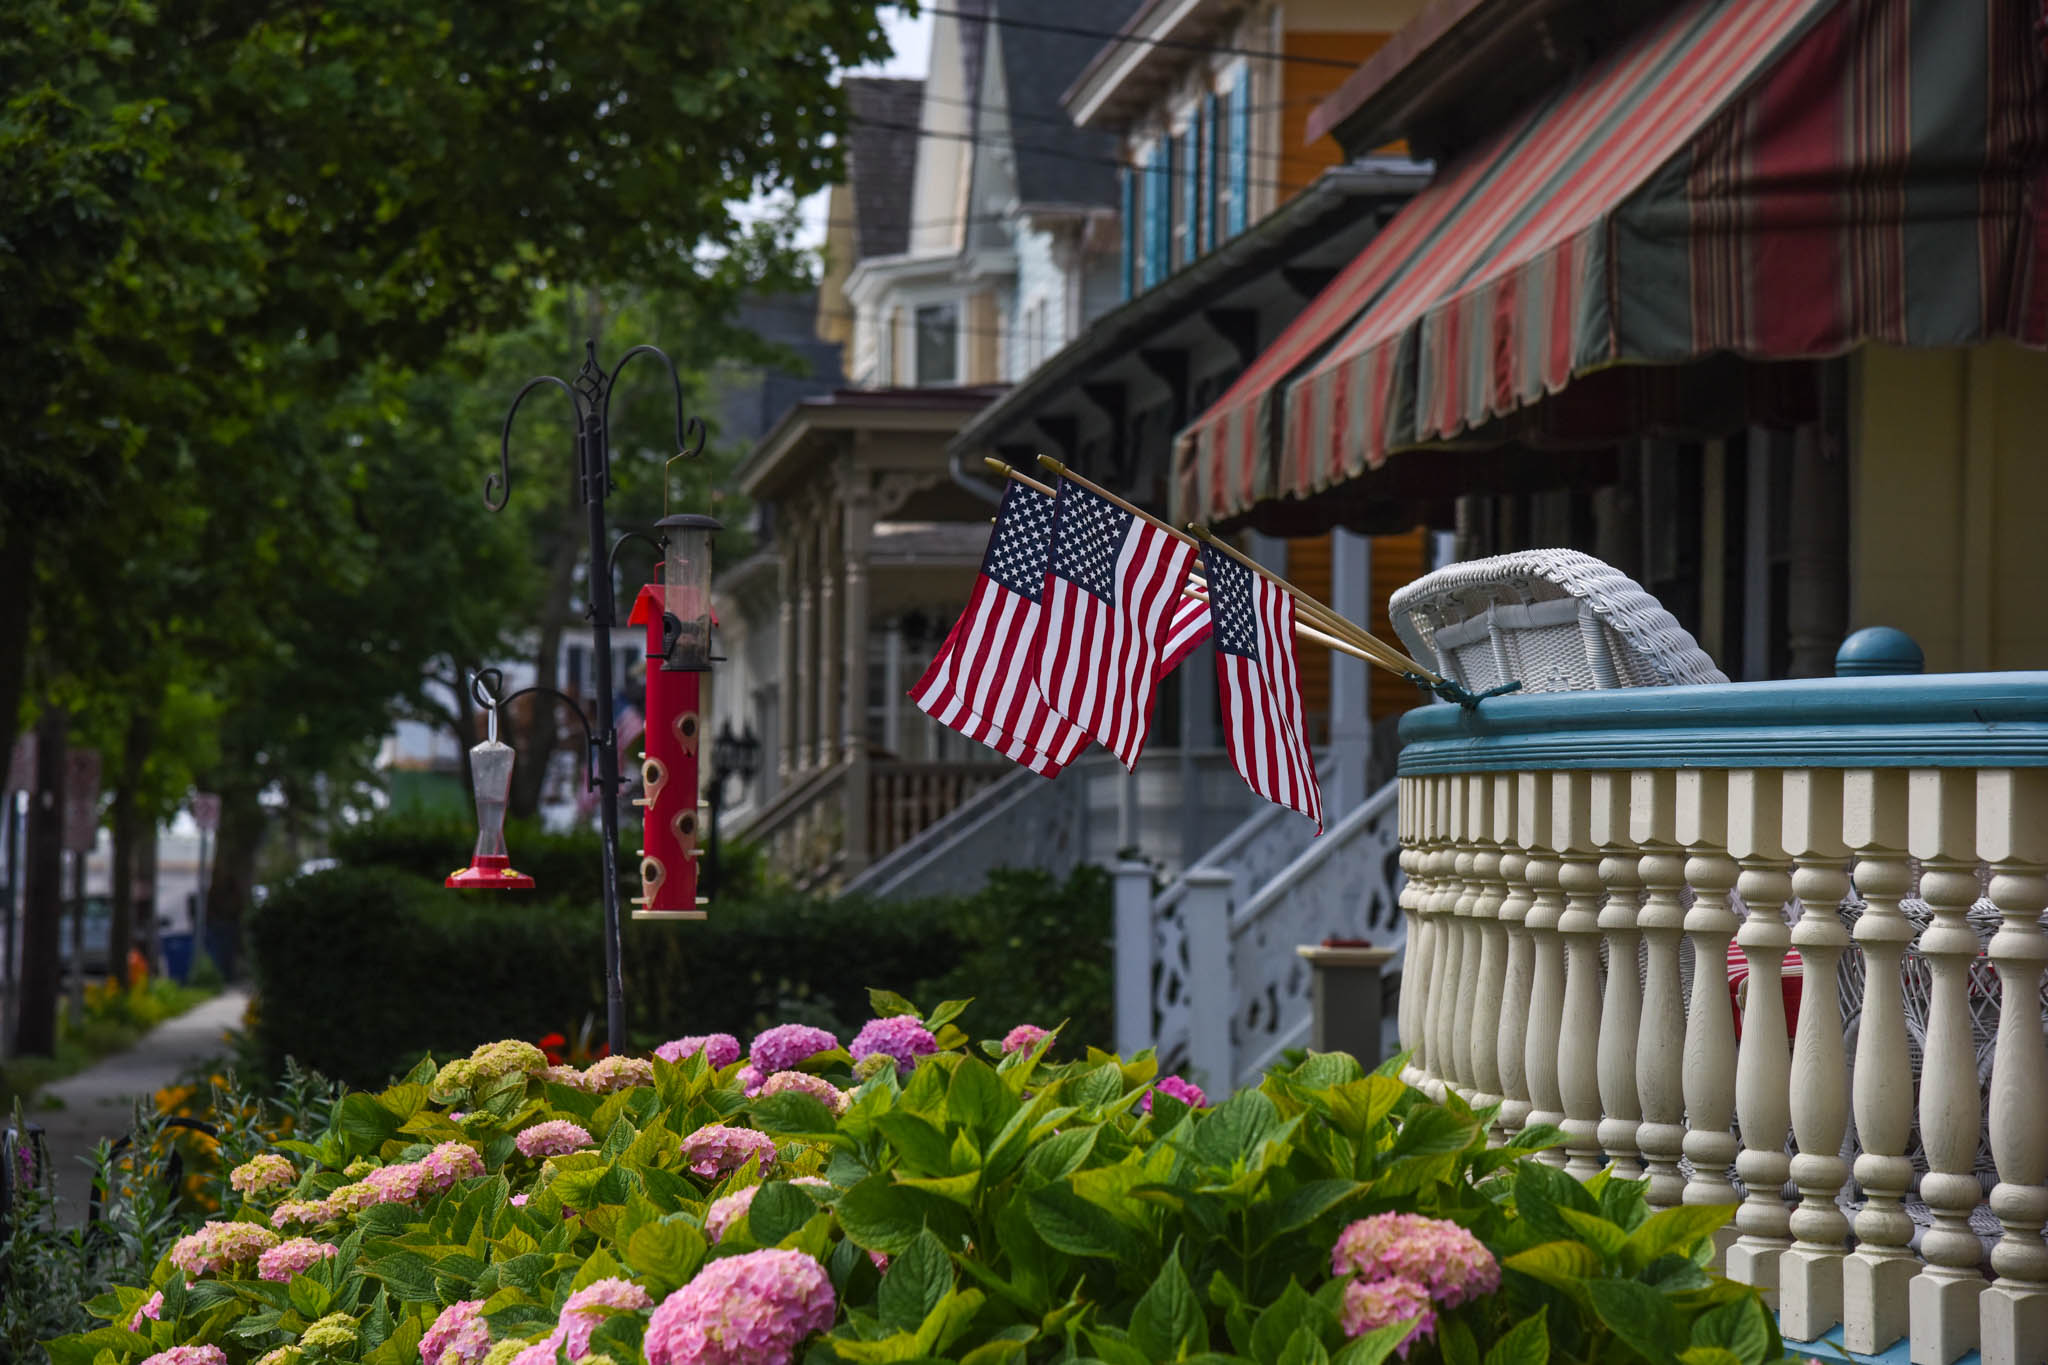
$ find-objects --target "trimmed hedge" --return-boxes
[246,853,1111,1089]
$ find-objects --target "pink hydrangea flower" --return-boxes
[657,1034,742,1069]
[230,1154,296,1199]
[508,1343,558,1365]
[420,1299,492,1365]
[757,1071,847,1115]
[169,1220,280,1276]
[422,1141,487,1187]
[516,1120,595,1159]
[736,1065,765,1097]
[584,1057,655,1093]
[1141,1075,1208,1112]
[748,1025,837,1075]
[1000,1024,1049,1055]
[679,1125,778,1179]
[644,1249,834,1365]
[140,1349,228,1365]
[510,1193,530,1207]
[1330,1213,1499,1307]
[129,1289,165,1331]
[1341,1276,1436,1357]
[557,1277,654,1359]
[704,1185,760,1244]
[868,1250,889,1273]
[271,1198,335,1228]
[541,1064,590,1090]
[449,1111,468,1123]
[257,1237,338,1283]
[849,1017,937,1078]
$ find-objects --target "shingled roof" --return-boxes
[993,0,1139,209]
[842,76,924,261]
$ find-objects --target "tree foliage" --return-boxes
[0,0,887,1052]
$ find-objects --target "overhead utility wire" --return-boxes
[921,5,1360,68]
[846,115,1322,198]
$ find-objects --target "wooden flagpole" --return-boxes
[983,455,1437,681]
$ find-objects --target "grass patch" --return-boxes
[0,977,219,1109]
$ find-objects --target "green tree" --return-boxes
[1,0,889,1055]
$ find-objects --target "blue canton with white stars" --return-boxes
[1048,482,1131,605]
[981,483,1055,602]
[1202,546,1260,660]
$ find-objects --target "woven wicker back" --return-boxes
[1389,549,1727,694]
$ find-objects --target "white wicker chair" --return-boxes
[1388,548,1728,695]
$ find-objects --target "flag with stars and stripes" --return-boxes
[1034,479,1197,770]
[1158,593,1211,677]
[909,482,1089,775]
[1202,543,1322,830]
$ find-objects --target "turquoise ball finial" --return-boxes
[1836,627,1924,677]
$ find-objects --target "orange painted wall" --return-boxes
[1279,32,1392,200]
[1284,527,1428,740]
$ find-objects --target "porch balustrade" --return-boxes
[1394,672,2048,1365]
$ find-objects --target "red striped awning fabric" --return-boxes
[1174,0,2048,526]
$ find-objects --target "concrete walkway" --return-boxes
[29,986,250,1225]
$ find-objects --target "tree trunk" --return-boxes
[0,529,33,797]
[14,709,67,1057]
[107,706,157,988]
[137,820,160,977]
[201,780,266,976]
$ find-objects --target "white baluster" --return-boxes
[1554,770,1606,1180]
[1780,770,1853,1343]
[1497,773,1542,1141]
[1679,770,1742,1262]
[1633,769,1688,1210]
[1469,774,1512,1135]
[1444,774,1478,1100]
[1842,770,1919,1357]
[1727,770,1794,1304]
[1592,771,1644,1180]
[1909,768,1986,1365]
[1422,774,1459,1100]
[1523,771,1568,1168]
[1978,769,2048,1365]
[1396,777,1429,1088]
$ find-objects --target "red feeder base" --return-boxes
[445,853,535,890]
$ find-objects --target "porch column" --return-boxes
[1328,529,1372,814]
[778,534,799,783]
[840,484,874,875]
[794,512,816,773]
[819,504,841,769]
[882,619,904,755]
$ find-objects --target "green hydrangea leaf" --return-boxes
[880,1229,953,1332]
[1483,1306,1549,1365]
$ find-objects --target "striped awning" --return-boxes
[1175,0,2048,526]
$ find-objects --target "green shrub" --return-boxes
[247,865,1113,1089]
[55,997,1797,1365]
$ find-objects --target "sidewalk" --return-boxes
[28,986,250,1225]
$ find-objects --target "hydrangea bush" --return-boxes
[55,991,1796,1365]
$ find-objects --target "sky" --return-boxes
[793,6,933,248]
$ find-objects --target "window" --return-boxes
[914,303,958,385]
[1144,143,1170,288]
[1176,120,1199,266]
[1217,69,1249,239]
[1203,90,1219,250]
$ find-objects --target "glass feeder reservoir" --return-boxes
[653,512,722,671]
[446,705,535,890]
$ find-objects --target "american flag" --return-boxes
[1035,479,1197,770]
[909,483,1089,775]
[1158,593,1211,677]
[1202,544,1322,830]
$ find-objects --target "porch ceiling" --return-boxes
[736,385,1006,502]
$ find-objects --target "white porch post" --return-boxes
[778,535,799,783]
[881,618,904,756]
[839,484,874,874]
[1113,860,1155,1057]
[1183,868,1234,1093]
[1328,529,1372,814]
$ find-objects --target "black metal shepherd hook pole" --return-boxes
[487,339,702,1053]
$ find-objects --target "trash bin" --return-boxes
[161,932,195,984]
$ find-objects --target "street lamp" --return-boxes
[470,337,710,1052]
[702,720,761,899]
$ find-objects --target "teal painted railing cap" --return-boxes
[1836,626,1925,676]
[1396,670,2048,773]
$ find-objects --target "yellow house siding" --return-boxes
[1850,342,2048,672]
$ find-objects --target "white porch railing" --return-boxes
[1394,671,2048,1365]
[1122,776,1404,1091]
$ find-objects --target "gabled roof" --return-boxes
[842,77,924,260]
[993,0,1141,209]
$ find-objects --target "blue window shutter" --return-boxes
[1204,92,1219,252]
[1181,125,1199,261]
[1228,81,1250,238]
[1145,144,1168,288]
[1121,166,1136,300]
